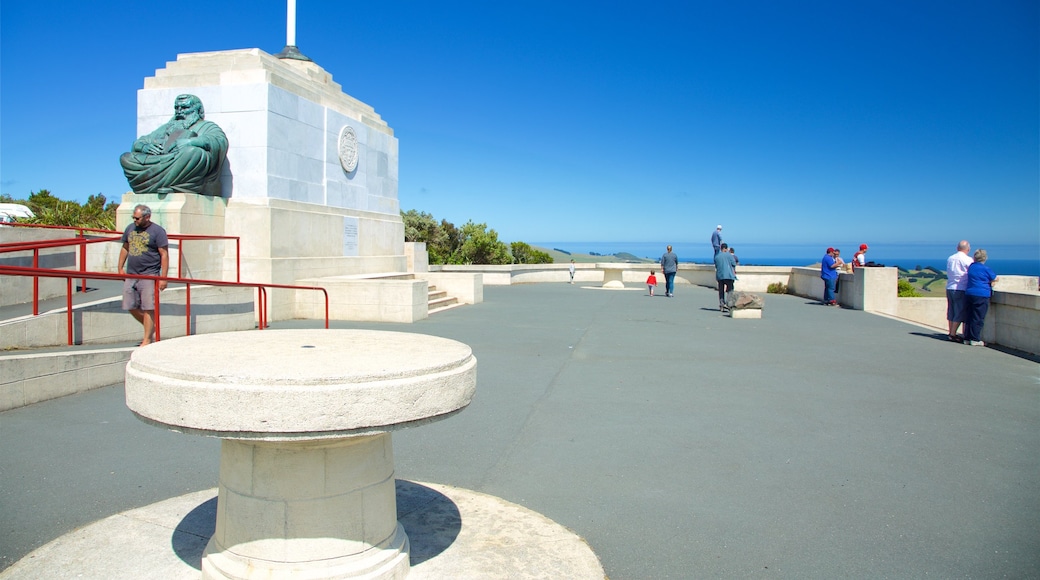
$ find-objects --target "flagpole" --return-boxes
[276,0,311,61]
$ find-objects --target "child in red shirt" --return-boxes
[647,271,658,296]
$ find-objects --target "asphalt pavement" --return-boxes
[2,283,1038,578]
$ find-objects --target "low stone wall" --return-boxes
[0,285,256,350]
[789,267,824,300]
[894,276,1040,354]
[433,263,792,291]
[0,227,79,308]
[432,262,1040,355]
[896,297,947,329]
[1,347,133,412]
[987,290,1040,354]
[416,272,483,304]
[295,275,428,323]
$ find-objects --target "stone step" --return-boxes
[428,295,458,314]
[428,301,463,316]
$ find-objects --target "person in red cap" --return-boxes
[820,247,840,305]
[853,244,869,269]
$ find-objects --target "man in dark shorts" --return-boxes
[118,204,169,346]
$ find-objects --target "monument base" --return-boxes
[118,193,228,281]
[201,523,409,580]
[729,308,762,319]
[0,482,605,580]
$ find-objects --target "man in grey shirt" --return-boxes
[660,245,679,297]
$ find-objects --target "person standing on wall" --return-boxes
[711,225,723,256]
[714,242,737,311]
[945,240,973,342]
[660,245,679,297]
[118,204,169,346]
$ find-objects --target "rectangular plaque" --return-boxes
[342,217,359,257]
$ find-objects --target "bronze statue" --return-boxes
[120,94,228,195]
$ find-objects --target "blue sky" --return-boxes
[2,1,1037,247]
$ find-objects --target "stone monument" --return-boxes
[118,48,405,317]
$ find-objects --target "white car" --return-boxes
[0,203,34,223]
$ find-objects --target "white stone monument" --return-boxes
[120,48,405,319]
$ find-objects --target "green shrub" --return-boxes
[897,279,922,297]
[3,190,117,230]
[767,282,788,294]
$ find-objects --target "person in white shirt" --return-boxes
[945,240,973,342]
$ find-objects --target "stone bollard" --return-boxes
[726,291,764,319]
[125,329,476,580]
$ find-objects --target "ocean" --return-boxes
[534,242,1040,276]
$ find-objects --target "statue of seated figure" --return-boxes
[120,94,228,195]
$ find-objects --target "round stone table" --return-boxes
[598,263,626,289]
[125,329,476,580]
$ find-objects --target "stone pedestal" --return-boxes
[598,264,625,289]
[124,329,477,580]
[117,193,229,281]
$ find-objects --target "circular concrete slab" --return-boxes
[125,330,477,439]
[0,482,605,580]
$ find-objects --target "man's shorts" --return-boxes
[946,289,967,322]
[123,278,157,311]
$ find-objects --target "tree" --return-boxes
[400,210,464,264]
[510,241,553,264]
[6,190,117,230]
[401,208,551,265]
[450,221,511,265]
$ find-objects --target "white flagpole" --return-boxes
[276,0,310,61]
[287,0,296,47]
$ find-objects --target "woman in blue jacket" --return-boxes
[963,249,999,346]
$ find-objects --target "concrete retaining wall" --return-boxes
[0,285,256,350]
[0,347,133,412]
[416,273,483,304]
[295,276,428,323]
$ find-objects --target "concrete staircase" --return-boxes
[428,284,460,314]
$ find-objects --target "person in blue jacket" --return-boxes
[820,247,840,306]
[714,242,737,310]
[963,249,999,346]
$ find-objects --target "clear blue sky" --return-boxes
[2,1,1037,247]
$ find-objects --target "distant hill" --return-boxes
[534,246,651,264]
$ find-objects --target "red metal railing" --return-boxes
[0,222,242,284]
[0,265,329,345]
[1,224,324,345]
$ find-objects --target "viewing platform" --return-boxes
[2,283,1037,578]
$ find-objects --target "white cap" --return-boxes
[716,224,723,229]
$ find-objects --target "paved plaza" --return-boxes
[2,283,1038,578]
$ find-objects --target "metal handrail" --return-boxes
[0,236,119,315]
[0,222,242,284]
[0,265,329,345]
